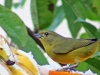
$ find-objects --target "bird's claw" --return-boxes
[56,66,76,72]
[56,64,79,72]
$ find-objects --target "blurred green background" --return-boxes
[0,0,100,74]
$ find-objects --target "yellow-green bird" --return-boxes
[36,31,99,65]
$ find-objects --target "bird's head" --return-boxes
[35,31,63,45]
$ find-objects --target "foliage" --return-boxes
[0,0,100,74]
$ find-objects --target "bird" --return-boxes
[35,31,99,70]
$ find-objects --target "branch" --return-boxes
[26,27,44,50]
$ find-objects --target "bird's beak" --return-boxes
[34,33,42,38]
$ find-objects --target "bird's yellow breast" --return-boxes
[44,41,99,64]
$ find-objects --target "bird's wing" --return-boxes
[53,38,98,54]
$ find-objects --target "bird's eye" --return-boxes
[44,32,49,36]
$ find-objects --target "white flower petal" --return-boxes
[84,69,97,75]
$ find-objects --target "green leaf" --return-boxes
[86,10,100,21]
[14,0,26,8]
[80,33,89,38]
[81,0,96,12]
[85,29,95,38]
[0,4,28,47]
[21,0,26,7]
[85,58,100,74]
[14,3,20,9]
[48,6,65,30]
[93,0,100,15]
[94,29,100,38]
[63,0,87,19]
[81,0,100,21]
[77,18,97,38]
[22,36,49,65]
[76,62,88,71]
[81,0,93,9]
[77,59,100,75]
[62,0,83,38]
[30,0,57,30]
[4,0,13,9]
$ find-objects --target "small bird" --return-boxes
[36,31,99,69]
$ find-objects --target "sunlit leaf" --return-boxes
[86,10,100,21]
[0,4,28,47]
[93,0,100,15]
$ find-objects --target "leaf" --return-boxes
[80,33,89,38]
[30,0,57,30]
[21,0,27,7]
[62,0,84,38]
[80,0,100,21]
[81,0,96,13]
[14,3,21,9]
[22,36,49,65]
[85,58,100,74]
[48,6,65,30]
[94,29,100,38]
[81,0,93,9]
[14,0,26,8]
[86,10,100,21]
[4,0,13,9]
[0,4,28,47]
[76,62,88,71]
[77,18,97,38]
[63,0,87,19]
[77,59,100,75]
[93,0,100,15]
[85,29,95,38]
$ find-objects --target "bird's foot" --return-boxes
[56,64,79,72]
[56,67,76,72]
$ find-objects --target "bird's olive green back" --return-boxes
[38,31,98,54]
[52,38,98,54]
